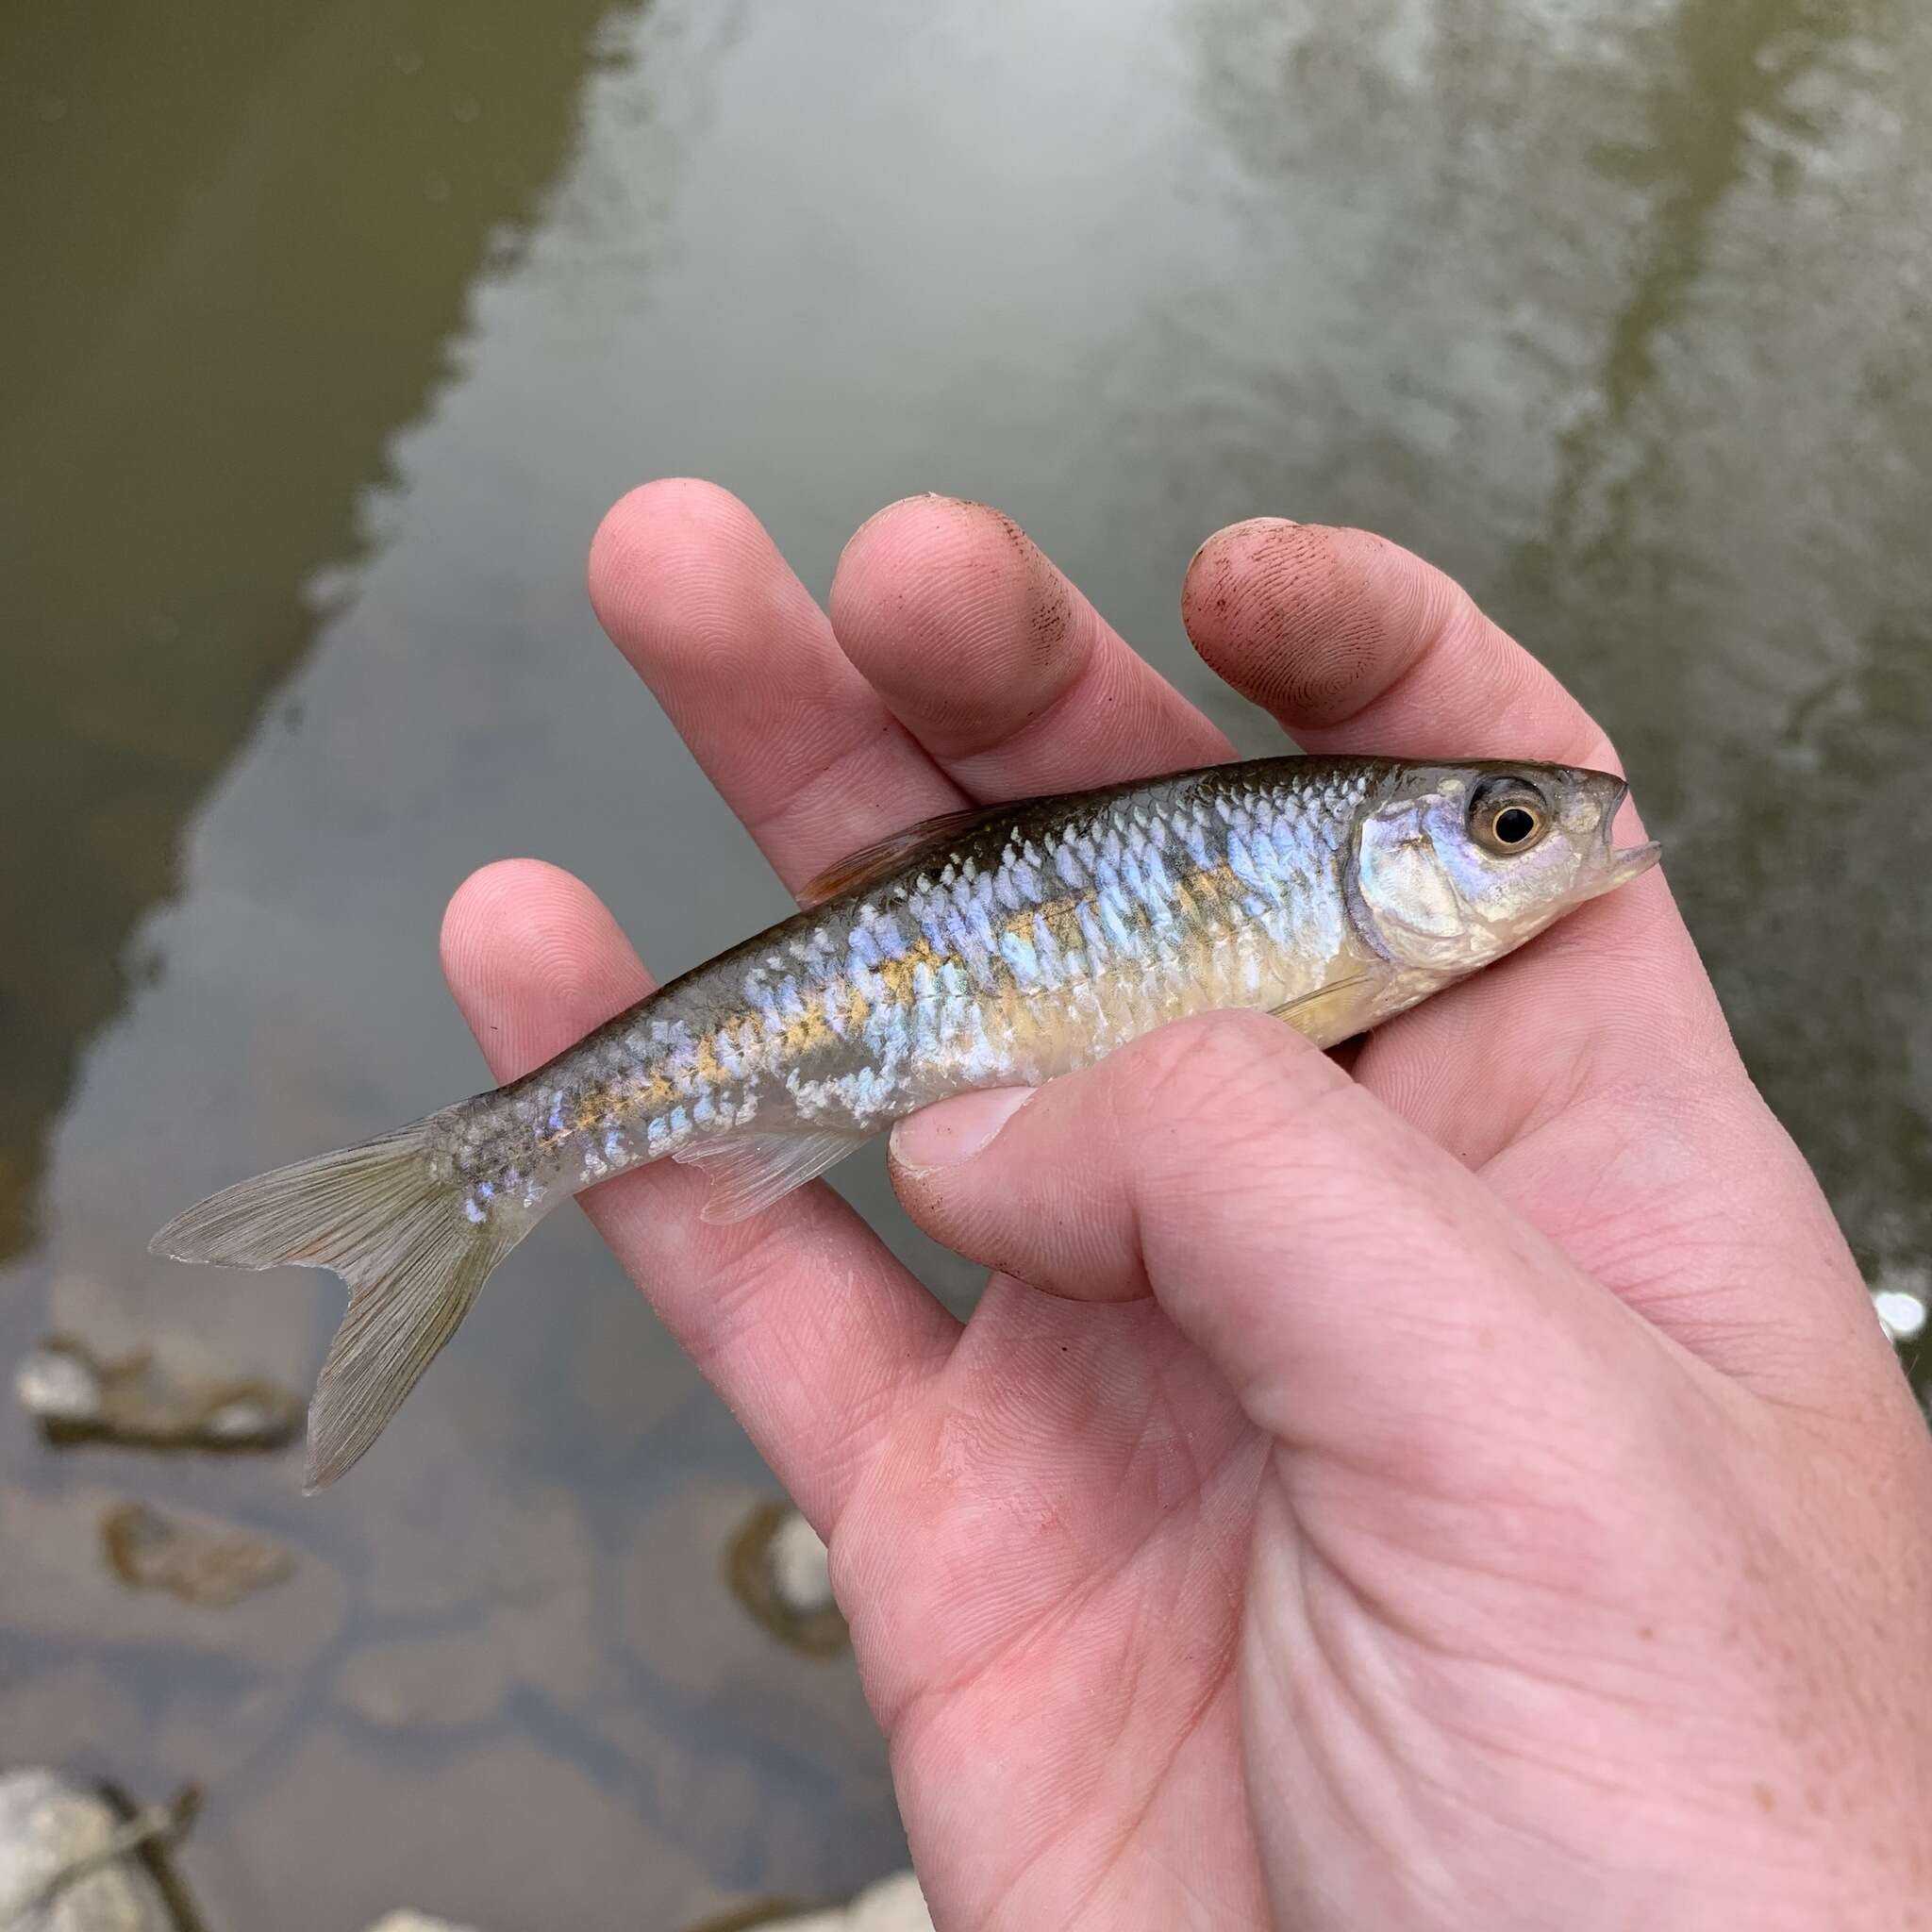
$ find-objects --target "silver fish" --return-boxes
[152,755,1659,1489]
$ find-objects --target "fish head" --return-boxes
[1349,760,1661,973]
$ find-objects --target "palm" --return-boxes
[832,969,1668,1925]
[844,1282,1265,1925]
[440,487,1903,1928]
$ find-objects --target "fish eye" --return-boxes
[1469,779,1550,856]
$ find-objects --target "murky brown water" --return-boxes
[4,0,1929,1924]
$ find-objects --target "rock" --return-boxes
[686,1872,932,1932]
[13,1334,302,1454]
[725,1501,848,1657]
[1,1487,347,1671]
[15,1346,100,1424]
[101,1502,295,1609]
[1871,1261,1929,1345]
[0,1769,192,1932]
[842,1874,932,1932]
[767,1508,836,1616]
[364,1915,481,1932]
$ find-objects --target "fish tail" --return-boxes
[149,1113,531,1491]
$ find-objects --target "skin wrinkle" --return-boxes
[1301,1575,1675,1930]
[931,1020,1674,1498]
[1066,1666,1247,1932]
[1300,1502,1705,1724]
[882,1493,1163,1752]
[932,1457,1257,1932]
[883,1384,1252,1753]
[1269,1525,1466,1921]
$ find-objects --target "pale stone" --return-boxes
[767,1507,834,1615]
[12,1334,301,1452]
[713,1872,933,1932]
[0,1770,179,1932]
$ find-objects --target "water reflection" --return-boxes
[0,0,642,1257]
[1167,0,1932,1279]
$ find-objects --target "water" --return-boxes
[3,0,1928,1924]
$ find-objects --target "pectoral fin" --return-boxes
[673,1127,869,1223]
[1269,974,1375,1048]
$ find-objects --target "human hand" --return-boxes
[441,485,1932,1929]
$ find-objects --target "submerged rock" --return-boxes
[4,1488,344,1668]
[101,1502,294,1608]
[1871,1262,1929,1346]
[0,1769,196,1932]
[724,1502,848,1657]
[14,1334,302,1453]
[363,1915,481,1932]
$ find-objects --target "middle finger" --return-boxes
[829,494,1232,797]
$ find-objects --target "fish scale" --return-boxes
[150,752,1657,1488]
[494,760,1375,1205]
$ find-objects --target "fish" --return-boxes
[151,755,1660,1489]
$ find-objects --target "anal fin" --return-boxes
[673,1127,868,1224]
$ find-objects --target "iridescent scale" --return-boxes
[434,760,1400,1224]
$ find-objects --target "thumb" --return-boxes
[890,1011,1681,1482]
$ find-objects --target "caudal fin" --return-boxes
[149,1117,528,1491]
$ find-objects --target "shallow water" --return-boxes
[4,0,1928,1923]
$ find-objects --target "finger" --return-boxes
[829,495,1231,799]
[888,1011,1682,1485]
[1187,524,1885,1393]
[1183,520,1720,1121]
[1182,519,1614,769]
[588,479,965,892]
[441,858,958,1523]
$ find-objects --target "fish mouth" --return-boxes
[1596,776,1662,887]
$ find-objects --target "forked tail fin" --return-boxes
[149,1115,531,1491]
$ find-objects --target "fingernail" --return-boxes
[891,1088,1033,1172]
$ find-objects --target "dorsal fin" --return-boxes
[796,804,1012,908]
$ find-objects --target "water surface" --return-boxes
[4,0,1928,1924]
